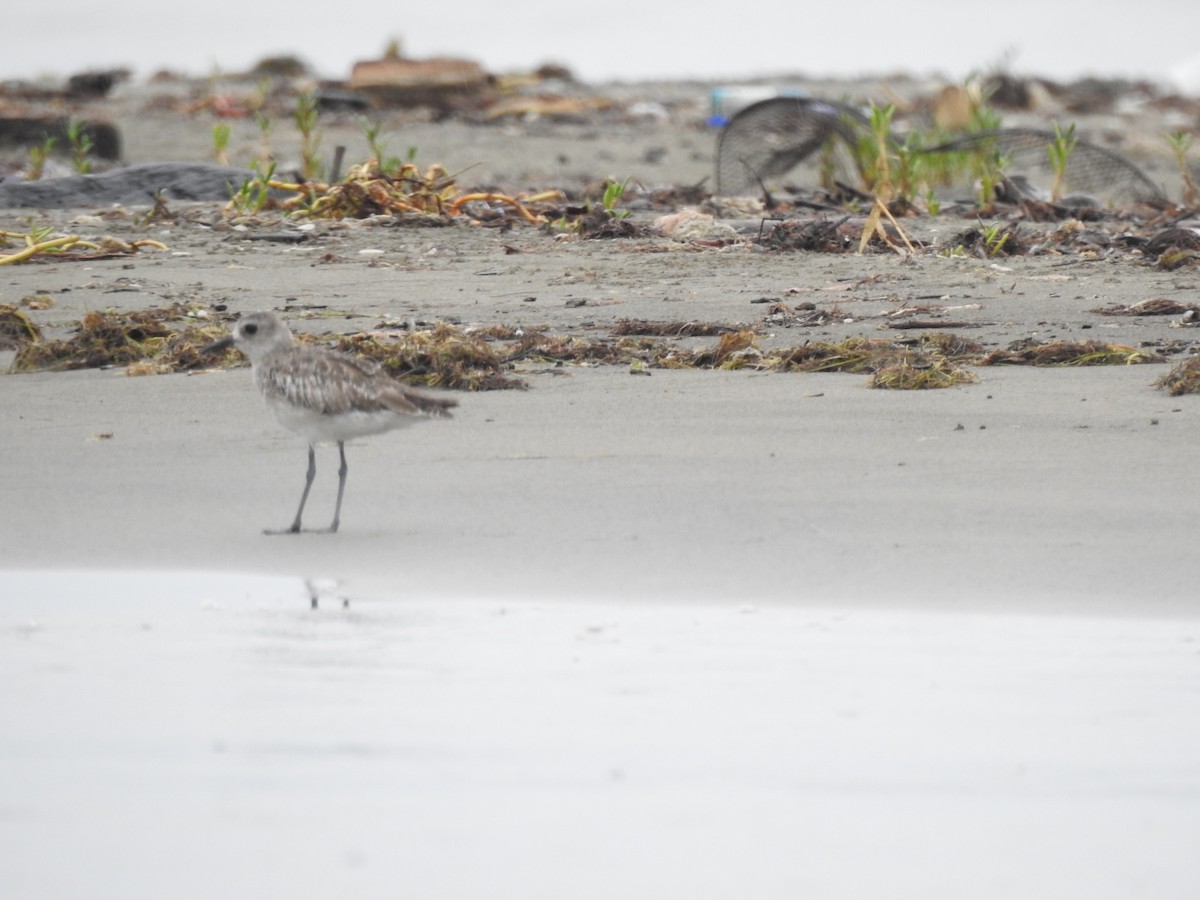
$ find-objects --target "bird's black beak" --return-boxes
[202,335,235,355]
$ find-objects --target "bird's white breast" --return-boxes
[267,396,417,443]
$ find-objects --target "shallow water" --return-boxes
[2,569,1199,897]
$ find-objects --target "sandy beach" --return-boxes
[2,70,1200,897]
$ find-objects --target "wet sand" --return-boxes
[2,74,1200,897]
[3,574,1199,898]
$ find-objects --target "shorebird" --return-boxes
[204,312,456,534]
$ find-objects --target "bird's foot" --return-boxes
[263,522,303,536]
[263,525,340,535]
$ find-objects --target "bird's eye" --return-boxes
[243,323,258,336]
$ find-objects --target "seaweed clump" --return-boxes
[1091,298,1199,317]
[770,335,977,388]
[870,357,978,389]
[611,319,736,337]
[332,324,523,391]
[500,329,977,388]
[760,216,854,252]
[11,306,222,373]
[1155,357,1200,395]
[977,339,1163,367]
[0,304,42,349]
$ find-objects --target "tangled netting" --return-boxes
[715,97,1165,205]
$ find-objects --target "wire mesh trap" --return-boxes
[715,98,1165,209]
[715,97,868,196]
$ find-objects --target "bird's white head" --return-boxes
[205,312,295,365]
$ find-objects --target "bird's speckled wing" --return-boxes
[257,347,455,418]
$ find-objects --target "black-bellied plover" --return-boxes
[204,312,456,534]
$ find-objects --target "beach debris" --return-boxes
[9,305,519,388]
[245,157,555,225]
[0,228,167,265]
[203,318,521,391]
[1142,226,1200,269]
[759,301,832,328]
[546,177,648,238]
[759,215,855,252]
[689,330,761,368]
[302,160,459,218]
[330,325,521,391]
[884,317,983,331]
[1144,226,1200,255]
[1154,248,1200,270]
[12,302,1118,391]
[10,306,221,373]
[916,128,1165,207]
[772,332,974,368]
[916,332,987,358]
[348,56,492,111]
[758,212,919,254]
[611,319,738,337]
[1155,357,1200,395]
[0,304,42,349]
[769,337,900,374]
[652,209,738,242]
[715,97,867,197]
[716,93,1165,216]
[1091,298,1200,317]
[944,223,1025,257]
[502,329,977,387]
[772,335,977,388]
[871,357,978,389]
[977,339,1163,367]
[485,94,615,122]
[563,205,645,238]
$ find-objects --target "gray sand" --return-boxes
[0,360,1196,611]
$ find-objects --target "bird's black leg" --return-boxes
[265,443,317,535]
[328,441,348,533]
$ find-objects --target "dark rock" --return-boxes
[313,88,373,113]
[0,163,254,208]
[66,68,131,99]
[245,55,311,79]
[0,117,121,160]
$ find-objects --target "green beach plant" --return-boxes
[227,161,276,216]
[361,118,386,162]
[25,136,56,180]
[600,177,631,218]
[254,111,274,166]
[1048,122,1078,202]
[360,118,405,175]
[1166,131,1198,207]
[65,117,93,174]
[922,186,941,217]
[211,122,232,166]
[859,103,897,198]
[970,137,1008,212]
[979,221,1011,256]
[294,92,322,181]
